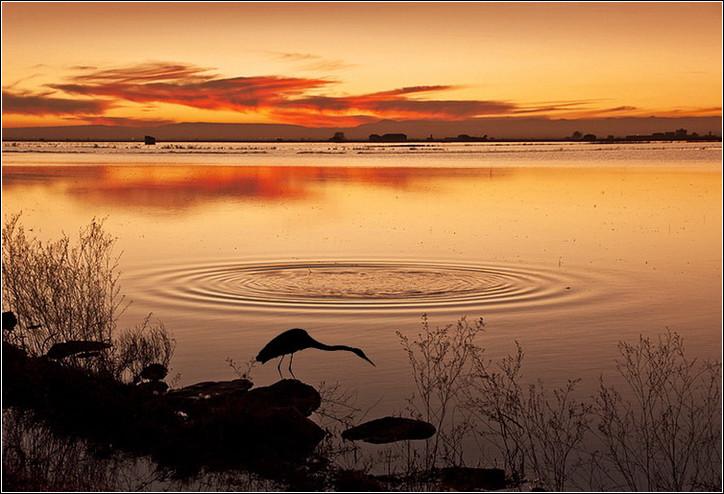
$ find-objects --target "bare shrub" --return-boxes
[314,381,373,473]
[2,214,124,356]
[2,214,174,383]
[381,317,720,491]
[592,330,722,491]
[397,314,484,470]
[465,342,592,490]
[112,314,175,383]
[316,380,364,430]
[226,356,257,381]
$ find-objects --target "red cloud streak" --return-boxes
[6,62,602,126]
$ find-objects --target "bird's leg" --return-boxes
[288,353,296,379]
[277,354,285,379]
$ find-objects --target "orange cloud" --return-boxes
[43,62,528,125]
[6,61,664,127]
[51,63,332,115]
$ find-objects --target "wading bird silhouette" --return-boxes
[256,328,375,378]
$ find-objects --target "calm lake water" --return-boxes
[3,141,722,413]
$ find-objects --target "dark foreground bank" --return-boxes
[2,340,508,491]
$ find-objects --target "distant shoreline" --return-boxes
[3,137,721,144]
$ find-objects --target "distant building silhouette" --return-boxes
[329,132,346,142]
[622,128,719,142]
[442,134,490,142]
[369,133,407,142]
[144,135,156,145]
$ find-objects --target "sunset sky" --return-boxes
[2,2,722,129]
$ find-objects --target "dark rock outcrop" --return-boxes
[238,379,321,417]
[2,311,18,332]
[168,378,253,402]
[342,416,436,444]
[138,363,168,382]
[3,344,325,477]
[137,380,169,395]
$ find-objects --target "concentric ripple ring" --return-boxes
[125,259,605,314]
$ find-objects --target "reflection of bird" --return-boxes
[256,328,375,378]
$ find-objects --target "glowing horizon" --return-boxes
[2,2,722,128]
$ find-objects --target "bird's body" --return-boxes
[256,328,374,378]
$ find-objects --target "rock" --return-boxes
[240,406,325,461]
[335,470,385,491]
[342,416,436,444]
[439,467,507,491]
[137,380,169,395]
[159,392,325,470]
[164,378,323,466]
[168,378,253,401]
[2,311,18,332]
[46,340,111,360]
[239,379,321,417]
[139,363,168,382]
[2,341,26,363]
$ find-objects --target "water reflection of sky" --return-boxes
[3,165,512,210]
[2,152,721,419]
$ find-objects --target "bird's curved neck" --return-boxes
[310,341,352,352]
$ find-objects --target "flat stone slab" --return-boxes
[342,416,436,444]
